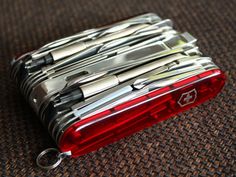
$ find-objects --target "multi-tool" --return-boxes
[11,13,226,169]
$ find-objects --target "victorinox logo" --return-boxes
[178,89,197,107]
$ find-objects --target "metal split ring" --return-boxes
[36,148,71,170]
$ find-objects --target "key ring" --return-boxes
[36,148,71,170]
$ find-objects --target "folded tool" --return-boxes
[11,13,226,170]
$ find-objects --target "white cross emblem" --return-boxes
[178,89,197,107]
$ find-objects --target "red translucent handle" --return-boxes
[59,69,225,157]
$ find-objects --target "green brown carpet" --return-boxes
[0,0,235,176]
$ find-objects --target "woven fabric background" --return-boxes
[0,0,235,176]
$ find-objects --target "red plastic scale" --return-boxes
[59,69,225,157]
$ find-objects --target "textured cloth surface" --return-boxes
[0,0,235,176]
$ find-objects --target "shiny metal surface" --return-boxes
[10,13,220,147]
[27,38,187,112]
[21,22,175,99]
[54,58,218,142]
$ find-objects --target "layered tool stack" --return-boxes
[11,13,225,169]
